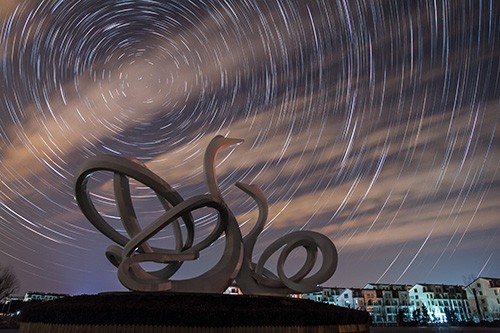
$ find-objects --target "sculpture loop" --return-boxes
[74,135,338,295]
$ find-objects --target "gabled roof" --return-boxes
[412,283,464,288]
[466,277,500,288]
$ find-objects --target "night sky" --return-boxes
[1,0,499,296]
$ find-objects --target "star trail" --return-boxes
[0,0,499,295]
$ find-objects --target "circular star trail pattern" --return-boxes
[0,0,499,294]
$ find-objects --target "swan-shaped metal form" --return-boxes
[74,135,337,295]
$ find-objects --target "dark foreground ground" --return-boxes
[3,326,500,333]
[21,292,369,327]
[371,327,500,333]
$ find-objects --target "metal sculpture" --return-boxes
[74,135,338,295]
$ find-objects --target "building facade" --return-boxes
[465,277,500,322]
[338,288,366,311]
[23,292,68,302]
[0,295,23,316]
[408,284,471,323]
[364,284,412,325]
[301,287,344,305]
[303,282,474,325]
[223,282,243,295]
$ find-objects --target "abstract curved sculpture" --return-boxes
[74,135,338,295]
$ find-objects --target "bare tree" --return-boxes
[462,274,476,286]
[0,265,20,301]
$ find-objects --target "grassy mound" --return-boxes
[21,292,369,327]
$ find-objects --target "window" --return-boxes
[344,294,348,298]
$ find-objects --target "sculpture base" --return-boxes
[20,292,369,332]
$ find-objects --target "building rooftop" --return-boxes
[466,277,500,288]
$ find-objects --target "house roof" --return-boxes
[466,277,500,288]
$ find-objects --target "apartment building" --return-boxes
[23,291,68,302]
[409,283,471,323]
[301,287,345,305]
[364,283,411,324]
[304,282,474,325]
[338,288,366,311]
[465,277,500,322]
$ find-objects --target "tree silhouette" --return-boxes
[421,305,430,325]
[397,308,408,326]
[0,265,19,302]
[444,307,458,325]
[412,308,421,322]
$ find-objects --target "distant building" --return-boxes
[303,282,474,325]
[0,295,23,304]
[364,284,412,325]
[0,295,24,316]
[302,287,345,305]
[23,292,68,302]
[364,283,412,291]
[360,288,377,320]
[338,288,366,311]
[465,277,500,322]
[409,283,471,323]
[223,282,243,295]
